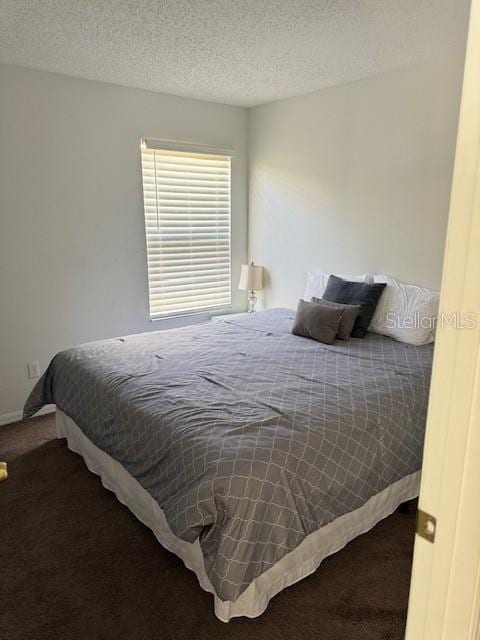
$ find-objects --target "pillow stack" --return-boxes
[293,271,440,346]
[293,274,386,344]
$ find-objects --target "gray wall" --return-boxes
[0,64,248,418]
[248,58,464,309]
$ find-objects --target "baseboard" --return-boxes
[0,404,56,426]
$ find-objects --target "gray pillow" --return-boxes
[311,297,361,340]
[323,275,387,338]
[292,299,344,344]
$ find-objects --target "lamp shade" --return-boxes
[238,263,264,291]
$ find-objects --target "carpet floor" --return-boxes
[1,414,415,640]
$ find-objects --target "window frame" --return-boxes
[140,138,234,320]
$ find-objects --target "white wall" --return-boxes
[248,58,465,309]
[0,56,466,419]
[0,64,248,418]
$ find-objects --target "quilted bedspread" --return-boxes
[24,308,433,602]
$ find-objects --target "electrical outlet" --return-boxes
[27,361,40,379]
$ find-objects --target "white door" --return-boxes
[405,1,480,638]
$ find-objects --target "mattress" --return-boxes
[25,308,433,615]
[56,409,420,621]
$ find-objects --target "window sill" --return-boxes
[150,306,232,323]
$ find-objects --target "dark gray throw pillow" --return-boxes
[322,275,386,338]
[311,297,361,340]
[292,299,344,344]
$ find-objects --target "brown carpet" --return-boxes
[1,415,415,640]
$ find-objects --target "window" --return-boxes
[141,139,232,319]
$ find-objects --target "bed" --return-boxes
[24,308,433,621]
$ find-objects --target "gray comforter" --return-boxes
[24,308,433,602]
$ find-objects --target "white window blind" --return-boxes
[141,141,232,319]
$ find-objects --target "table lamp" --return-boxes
[238,262,264,313]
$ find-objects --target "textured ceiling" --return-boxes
[0,1,470,107]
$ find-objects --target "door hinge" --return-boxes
[416,509,437,543]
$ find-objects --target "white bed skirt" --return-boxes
[56,409,420,622]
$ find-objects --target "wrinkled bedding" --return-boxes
[24,308,433,602]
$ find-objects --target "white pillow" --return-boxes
[304,272,371,301]
[369,274,439,345]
